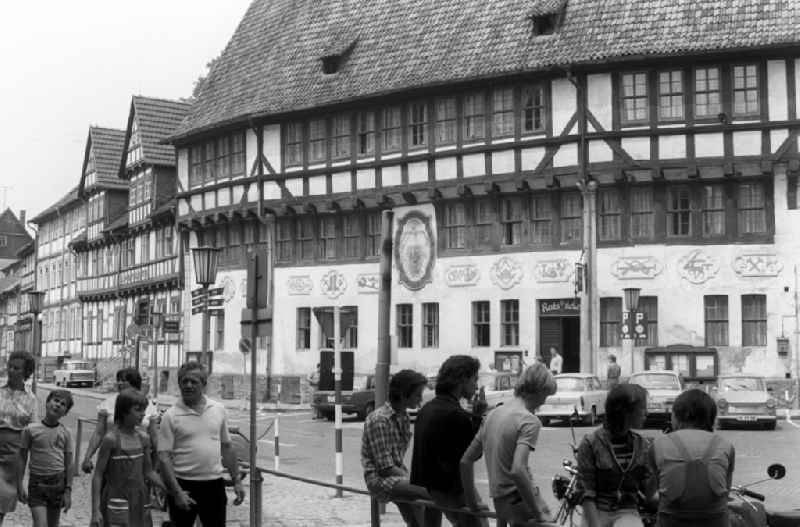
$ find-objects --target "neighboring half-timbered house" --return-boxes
[167,0,800,396]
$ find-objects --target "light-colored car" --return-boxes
[537,373,607,426]
[627,370,683,424]
[714,375,777,430]
[53,360,95,388]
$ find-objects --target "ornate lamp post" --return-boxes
[151,311,163,398]
[27,290,45,393]
[623,287,641,374]
[192,246,220,372]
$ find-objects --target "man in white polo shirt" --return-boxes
[158,361,245,527]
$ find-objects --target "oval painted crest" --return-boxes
[394,210,436,291]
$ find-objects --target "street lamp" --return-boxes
[151,311,164,398]
[27,290,45,393]
[623,287,641,312]
[192,246,220,373]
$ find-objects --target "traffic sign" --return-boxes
[239,337,252,354]
[207,298,224,307]
[191,296,206,307]
[619,311,648,340]
[191,288,205,298]
[191,306,204,315]
[208,287,224,297]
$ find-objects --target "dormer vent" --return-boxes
[320,36,357,75]
[529,0,567,37]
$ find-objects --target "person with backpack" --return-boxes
[576,383,654,527]
[648,389,735,527]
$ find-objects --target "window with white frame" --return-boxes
[738,182,766,234]
[397,304,413,348]
[357,111,375,157]
[296,308,311,349]
[694,67,721,118]
[600,297,622,347]
[331,114,351,160]
[667,186,692,237]
[472,301,490,347]
[492,88,514,138]
[463,93,486,141]
[658,70,684,121]
[733,64,759,117]
[308,119,326,163]
[499,196,523,246]
[530,194,551,244]
[500,299,519,346]
[704,295,728,346]
[422,302,439,348]
[702,184,725,237]
[742,294,766,346]
[383,106,402,153]
[621,72,649,124]
[435,97,456,145]
[408,101,427,148]
[521,85,546,133]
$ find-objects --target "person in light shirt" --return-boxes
[548,347,563,375]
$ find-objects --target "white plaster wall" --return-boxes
[659,135,686,159]
[553,143,577,167]
[232,185,244,204]
[733,131,762,156]
[177,149,189,191]
[408,161,428,184]
[492,150,515,175]
[285,178,303,197]
[382,166,402,187]
[308,175,326,195]
[357,169,375,189]
[246,128,258,177]
[264,181,281,200]
[331,172,350,193]
[551,78,577,135]
[771,129,789,153]
[586,74,613,131]
[621,137,650,160]
[462,153,485,178]
[217,189,231,207]
[588,140,613,163]
[695,132,725,157]
[520,147,545,171]
[263,124,281,174]
[435,157,457,180]
[767,60,788,122]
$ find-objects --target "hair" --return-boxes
[116,367,143,390]
[608,354,617,362]
[672,388,717,432]
[46,389,74,412]
[114,388,149,425]
[604,383,648,435]
[7,350,36,380]
[388,369,428,404]
[435,355,481,396]
[514,363,557,399]
[178,361,208,385]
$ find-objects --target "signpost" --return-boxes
[619,311,648,341]
[239,337,252,354]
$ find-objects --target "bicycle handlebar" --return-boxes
[733,487,765,502]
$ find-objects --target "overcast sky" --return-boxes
[0,0,252,224]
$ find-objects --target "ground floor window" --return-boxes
[600,298,621,347]
[422,303,439,348]
[313,306,359,349]
[704,295,728,346]
[297,308,311,350]
[472,301,490,347]
[500,299,519,346]
[397,304,413,348]
[741,294,766,346]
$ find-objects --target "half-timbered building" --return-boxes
[168,0,800,396]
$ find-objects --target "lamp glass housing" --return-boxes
[192,246,221,286]
[27,291,44,314]
[623,287,641,312]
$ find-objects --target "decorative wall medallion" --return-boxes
[678,249,719,284]
[611,256,664,280]
[394,210,436,291]
[533,259,572,283]
[445,265,480,287]
[287,275,313,295]
[320,270,347,299]
[356,273,380,293]
[490,256,523,290]
[221,276,236,303]
[732,254,783,277]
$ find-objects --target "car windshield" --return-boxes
[67,362,90,370]
[556,377,586,392]
[719,377,764,392]
[629,373,680,390]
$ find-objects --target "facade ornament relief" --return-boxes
[221,276,236,303]
[677,249,719,284]
[395,210,436,291]
[287,275,313,295]
[533,259,572,283]
[320,270,347,299]
[732,254,783,277]
[610,256,663,280]
[490,256,523,290]
[445,264,480,287]
[356,273,380,293]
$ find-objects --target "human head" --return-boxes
[604,383,648,435]
[178,361,208,405]
[608,354,616,363]
[671,388,717,432]
[388,369,428,409]
[114,388,148,425]
[7,350,36,380]
[435,355,481,399]
[116,367,143,391]
[45,389,74,417]
[549,347,558,356]
[514,363,557,411]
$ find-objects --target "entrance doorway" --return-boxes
[538,299,581,373]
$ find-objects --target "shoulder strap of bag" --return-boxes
[667,432,693,460]
[700,433,720,463]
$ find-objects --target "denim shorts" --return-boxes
[28,473,66,508]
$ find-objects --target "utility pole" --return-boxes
[374,210,394,408]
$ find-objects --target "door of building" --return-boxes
[538,299,581,373]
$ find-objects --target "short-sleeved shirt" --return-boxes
[410,394,482,494]
[361,402,412,501]
[97,393,159,429]
[0,386,38,431]
[157,397,231,481]
[549,355,563,374]
[469,399,541,499]
[21,421,73,476]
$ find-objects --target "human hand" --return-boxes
[17,486,27,504]
[62,489,71,512]
[174,489,197,510]
[233,480,246,505]
[81,458,94,474]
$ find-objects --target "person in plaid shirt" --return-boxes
[361,369,432,526]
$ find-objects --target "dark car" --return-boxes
[311,373,376,420]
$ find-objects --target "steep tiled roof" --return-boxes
[125,96,191,171]
[89,127,127,185]
[171,0,800,140]
[30,186,81,224]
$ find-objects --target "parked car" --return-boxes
[627,370,683,425]
[311,373,376,420]
[537,373,607,426]
[713,374,777,430]
[53,360,96,388]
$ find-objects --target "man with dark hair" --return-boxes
[411,355,488,527]
[361,369,431,526]
[158,361,244,527]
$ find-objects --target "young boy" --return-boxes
[18,389,74,527]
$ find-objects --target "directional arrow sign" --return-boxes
[208,287,224,297]
[207,298,224,307]
[207,306,225,314]
[191,306,205,315]
[191,288,206,298]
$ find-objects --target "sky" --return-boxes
[0,0,252,224]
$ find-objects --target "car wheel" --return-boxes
[583,407,598,426]
[322,410,334,421]
[763,420,777,431]
[359,402,375,421]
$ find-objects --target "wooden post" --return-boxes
[334,306,343,497]
[375,210,393,409]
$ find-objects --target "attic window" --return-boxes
[320,37,357,75]
[528,0,567,36]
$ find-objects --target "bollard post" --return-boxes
[370,497,382,527]
[74,418,83,470]
[274,415,280,471]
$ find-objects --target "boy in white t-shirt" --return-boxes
[460,363,558,526]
